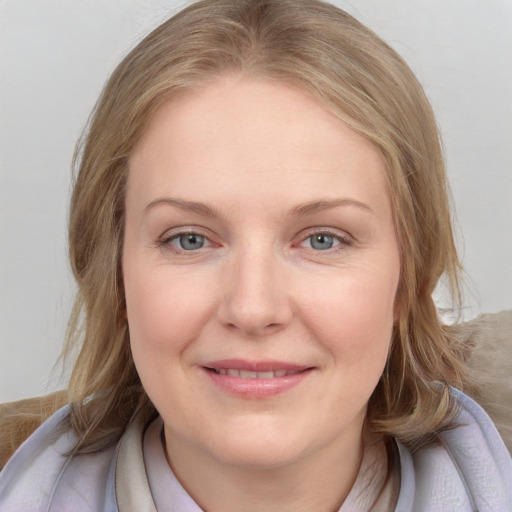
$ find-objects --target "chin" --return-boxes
[201,417,321,470]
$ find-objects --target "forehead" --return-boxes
[127,75,390,216]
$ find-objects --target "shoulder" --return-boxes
[396,389,512,512]
[0,405,118,512]
[0,390,68,468]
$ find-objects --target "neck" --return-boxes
[164,428,368,512]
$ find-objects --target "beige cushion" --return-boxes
[456,310,512,453]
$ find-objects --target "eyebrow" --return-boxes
[144,197,373,218]
[144,197,219,217]
[290,198,374,217]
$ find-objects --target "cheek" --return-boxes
[301,265,398,361]
[124,265,215,359]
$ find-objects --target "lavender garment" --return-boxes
[0,390,511,511]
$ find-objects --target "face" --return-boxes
[123,76,400,474]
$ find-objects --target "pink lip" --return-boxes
[204,359,308,372]
[201,359,313,399]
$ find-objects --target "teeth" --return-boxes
[257,371,275,379]
[240,370,258,379]
[212,368,302,379]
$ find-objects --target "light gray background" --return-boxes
[1,0,511,403]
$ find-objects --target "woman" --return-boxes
[0,0,510,510]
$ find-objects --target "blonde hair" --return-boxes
[63,0,467,453]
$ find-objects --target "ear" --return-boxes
[119,298,128,322]
[118,276,128,321]
[392,291,402,325]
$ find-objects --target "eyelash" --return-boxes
[157,229,213,253]
[297,229,353,253]
[157,228,353,254]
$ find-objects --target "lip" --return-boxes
[201,359,314,399]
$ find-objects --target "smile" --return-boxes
[201,360,313,399]
[209,368,303,379]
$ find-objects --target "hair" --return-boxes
[59,0,469,453]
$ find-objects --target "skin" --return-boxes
[123,75,401,512]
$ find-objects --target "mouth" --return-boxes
[201,359,314,398]
[206,368,304,379]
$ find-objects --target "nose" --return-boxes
[218,244,293,337]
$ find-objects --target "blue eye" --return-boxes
[309,233,336,250]
[172,233,206,250]
[300,231,348,251]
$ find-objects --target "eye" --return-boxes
[299,230,351,251]
[308,233,337,250]
[163,232,212,251]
